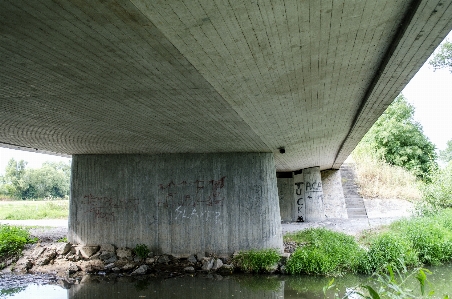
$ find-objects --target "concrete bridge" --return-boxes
[1,0,451,255]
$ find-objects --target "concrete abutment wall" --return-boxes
[69,153,283,256]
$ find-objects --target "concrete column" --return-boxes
[303,167,326,221]
[68,153,282,256]
[321,169,348,219]
[277,174,295,221]
[293,172,305,221]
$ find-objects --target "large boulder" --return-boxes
[116,248,132,259]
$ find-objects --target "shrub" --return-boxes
[0,225,35,269]
[418,162,452,215]
[285,228,365,275]
[233,249,280,273]
[133,244,150,259]
[0,225,32,257]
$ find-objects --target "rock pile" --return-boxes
[10,242,244,278]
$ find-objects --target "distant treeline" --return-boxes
[0,158,70,200]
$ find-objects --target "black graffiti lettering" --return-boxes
[305,182,311,191]
[298,206,303,213]
[196,180,204,193]
[297,197,304,205]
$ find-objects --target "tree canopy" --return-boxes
[357,94,437,180]
[0,159,70,200]
[439,140,452,164]
[429,40,452,72]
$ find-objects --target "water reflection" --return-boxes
[69,275,283,299]
[2,264,451,299]
[1,284,67,299]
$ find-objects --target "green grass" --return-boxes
[284,228,365,275]
[233,248,280,273]
[0,200,69,220]
[284,209,452,277]
[358,233,419,274]
[387,210,452,266]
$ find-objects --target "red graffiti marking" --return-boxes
[81,194,140,220]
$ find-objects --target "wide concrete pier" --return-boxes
[69,153,282,255]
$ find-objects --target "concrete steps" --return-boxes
[340,163,368,219]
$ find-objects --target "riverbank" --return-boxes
[0,198,415,282]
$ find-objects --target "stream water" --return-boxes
[1,264,451,298]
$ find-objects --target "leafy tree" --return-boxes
[357,94,437,180]
[0,159,70,200]
[439,140,452,164]
[1,159,28,199]
[22,162,70,199]
[429,40,452,72]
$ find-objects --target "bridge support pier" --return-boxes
[68,153,283,256]
[278,167,347,222]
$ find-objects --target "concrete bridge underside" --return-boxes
[1,0,452,255]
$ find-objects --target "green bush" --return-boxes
[418,162,452,215]
[358,233,418,274]
[233,248,280,273]
[0,225,36,268]
[285,228,365,275]
[133,244,150,259]
[0,225,30,256]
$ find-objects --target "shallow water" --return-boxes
[1,264,451,298]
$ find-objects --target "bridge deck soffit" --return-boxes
[0,0,451,171]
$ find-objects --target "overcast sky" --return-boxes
[1,31,451,174]
[403,30,452,152]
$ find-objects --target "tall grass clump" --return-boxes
[358,233,418,275]
[233,249,280,273]
[388,210,452,265]
[0,225,36,269]
[351,146,421,200]
[284,228,364,275]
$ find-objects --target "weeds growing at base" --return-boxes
[233,248,280,273]
[284,228,363,275]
